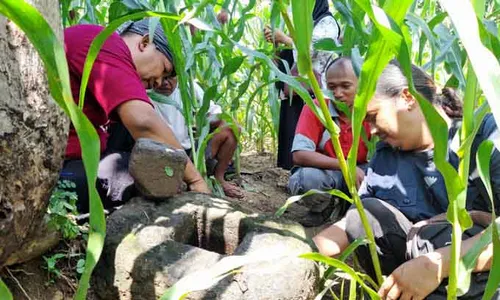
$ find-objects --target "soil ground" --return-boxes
[3,152,334,300]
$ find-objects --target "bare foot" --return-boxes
[221,181,244,199]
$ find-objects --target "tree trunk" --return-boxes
[0,1,68,267]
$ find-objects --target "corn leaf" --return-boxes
[0,279,12,300]
[275,188,352,218]
[475,140,500,299]
[221,56,245,77]
[225,40,325,124]
[108,0,154,21]
[160,15,201,167]
[347,0,412,185]
[484,225,500,299]
[161,253,292,299]
[348,278,356,300]
[439,0,500,132]
[290,0,314,75]
[406,12,438,75]
[320,238,370,288]
[300,253,380,299]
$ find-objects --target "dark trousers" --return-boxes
[59,122,137,214]
[277,96,304,170]
[345,198,500,299]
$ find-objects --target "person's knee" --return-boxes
[212,127,237,151]
[289,167,335,195]
[345,198,387,240]
[288,167,330,195]
[221,126,238,144]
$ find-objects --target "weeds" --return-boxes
[47,180,80,240]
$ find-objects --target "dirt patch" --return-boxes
[1,242,99,300]
[230,152,330,238]
[230,152,290,216]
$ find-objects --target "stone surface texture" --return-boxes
[129,138,187,199]
[92,193,318,300]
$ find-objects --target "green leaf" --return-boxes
[406,12,438,74]
[275,189,352,218]
[319,238,371,297]
[226,40,324,124]
[76,259,86,274]
[313,38,343,52]
[291,0,314,75]
[348,278,357,300]
[161,253,289,299]
[221,56,245,77]
[164,166,174,177]
[456,103,490,158]
[186,17,213,32]
[0,279,13,300]
[158,14,203,171]
[475,140,500,299]
[108,0,153,21]
[300,253,380,299]
[147,90,183,112]
[484,220,500,300]
[203,85,218,106]
[440,0,500,133]
[177,0,211,29]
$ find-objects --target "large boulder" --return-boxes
[0,0,68,267]
[92,193,318,299]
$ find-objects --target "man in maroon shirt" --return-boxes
[60,19,209,213]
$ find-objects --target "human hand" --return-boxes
[188,178,211,194]
[264,26,288,45]
[378,253,444,300]
[355,167,365,189]
[263,25,274,43]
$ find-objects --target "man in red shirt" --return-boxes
[288,57,371,226]
[60,19,209,213]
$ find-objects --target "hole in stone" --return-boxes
[0,206,11,220]
[180,208,243,256]
[184,216,232,255]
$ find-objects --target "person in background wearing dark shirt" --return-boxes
[313,61,499,299]
[60,19,210,214]
[263,0,341,170]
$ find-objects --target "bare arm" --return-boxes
[264,26,294,47]
[293,151,365,188]
[293,150,340,170]
[378,229,494,299]
[435,230,492,278]
[116,100,210,193]
[313,218,350,257]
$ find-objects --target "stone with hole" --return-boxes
[92,193,318,299]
